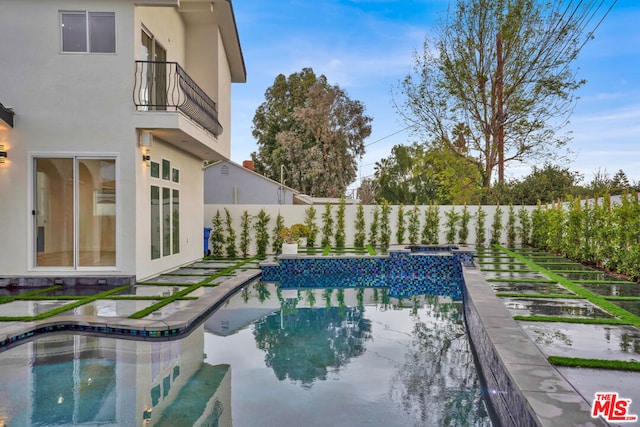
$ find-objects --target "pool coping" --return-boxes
[0,269,260,348]
[463,264,608,427]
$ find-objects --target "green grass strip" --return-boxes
[0,285,131,322]
[128,257,257,319]
[486,278,556,283]
[603,296,640,301]
[480,268,535,273]
[322,246,331,256]
[495,293,582,299]
[572,279,636,285]
[477,261,526,265]
[163,273,211,277]
[134,282,192,286]
[513,315,632,325]
[534,260,580,264]
[497,246,640,327]
[365,245,376,255]
[0,285,64,305]
[548,356,640,371]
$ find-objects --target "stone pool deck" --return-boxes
[0,250,638,426]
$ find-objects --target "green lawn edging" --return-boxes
[497,246,640,328]
[548,356,640,371]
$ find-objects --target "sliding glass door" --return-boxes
[35,157,116,268]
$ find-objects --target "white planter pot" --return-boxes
[282,243,298,254]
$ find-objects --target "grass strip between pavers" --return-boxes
[0,285,131,322]
[486,278,556,283]
[603,296,640,301]
[365,245,376,255]
[480,268,535,273]
[477,261,527,265]
[572,279,636,285]
[548,356,640,371]
[513,315,632,325]
[322,246,331,256]
[497,246,640,328]
[128,257,257,319]
[495,293,583,299]
[0,285,64,305]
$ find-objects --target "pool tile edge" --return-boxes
[463,265,608,427]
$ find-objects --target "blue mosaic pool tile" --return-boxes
[262,245,473,300]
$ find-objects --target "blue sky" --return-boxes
[229,0,640,191]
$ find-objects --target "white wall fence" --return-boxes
[204,204,538,256]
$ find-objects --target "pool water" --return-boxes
[0,280,494,427]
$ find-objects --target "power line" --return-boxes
[364,125,413,147]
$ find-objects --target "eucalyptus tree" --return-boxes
[251,68,372,197]
[397,0,604,189]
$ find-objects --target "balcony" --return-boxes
[133,61,223,143]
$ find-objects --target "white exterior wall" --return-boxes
[0,0,242,281]
[136,138,204,280]
[204,204,537,256]
[0,0,138,276]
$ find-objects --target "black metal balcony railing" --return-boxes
[133,61,223,138]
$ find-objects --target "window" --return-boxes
[150,161,160,178]
[61,12,116,53]
[162,159,170,180]
[150,159,180,259]
[151,186,160,259]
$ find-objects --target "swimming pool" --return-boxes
[0,280,494,426]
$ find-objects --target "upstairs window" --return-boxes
[61,11,116,53]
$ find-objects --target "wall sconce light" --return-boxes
[140,131,152,167]
[143,408,152,422]
[142,148,151,166]
[0,145,6,163]
[140,131,153,148]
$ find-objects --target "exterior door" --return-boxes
[141,29,167,110]
[35,157,116,268]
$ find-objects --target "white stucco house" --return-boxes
[204,160,301,205]
[0,0,246,283]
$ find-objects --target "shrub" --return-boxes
[475,205,487,247]
[422,203,439,244]
[408,203,420,245]
[335,196,346,248]
[396,204,406,245]
[506,204,517,247]
[369,205,379,247]
[321,203,334,247]
[490,205,503,245]
[444,207,459,244]
[458,204,470,244]
[304,206,318,247]
[224,208,237,258]
[210,210,224,257]
[240,210,252,257]
[380,199,391,248]
[272,212,285,253]
[354,204,366,249]
[517,206,531,246]
[254,210,271,258]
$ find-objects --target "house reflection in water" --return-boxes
[0,325,231,426]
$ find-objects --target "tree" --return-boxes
[251,68,372,197]
[487,163,583,204]
[372,143,482,205]
[397,0,596,189]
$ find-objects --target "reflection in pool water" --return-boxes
[0,280,493,426]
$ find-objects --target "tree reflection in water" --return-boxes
[390,295,490,426]
[253,295,373,386]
